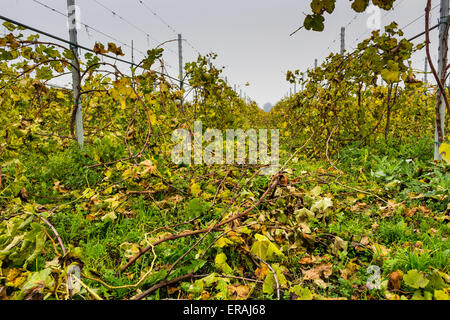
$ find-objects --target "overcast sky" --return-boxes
[1,0,446,107]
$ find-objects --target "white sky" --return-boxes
[1,0,446,107]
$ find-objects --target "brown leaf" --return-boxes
[389,271,403,291]
[404,207,418,217]
[228,284,250,300]
[419,205,431,216]
[302,262,332,281]
[351,202,368,212]
[167,286,178,295]
[0,286,7,300]
[279,175,288,186]
[360,236,370,246]
[19,187,28,201]
[298,255,328,265]
[299,257,314,265]
[405,74,421,84]
[93,42,107,54]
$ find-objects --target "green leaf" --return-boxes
[372,0,395,10]
[304,14,325,32]
[381,69,400,83]
[290,285,314,300]
[186,198,207,219]
[3,22,17,32]
[411,290,432,300]
[190,259,207,272]
[21,268,53,292]
[351,0,370,12]
[311,0,336,14]
[142,48,164,69]
[403,270,429,289]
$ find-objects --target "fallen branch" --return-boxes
[38,214,67,256]
[193,274,263,284]
[120,173,280,272]
[131,272,195,300]
[247,252,280,300]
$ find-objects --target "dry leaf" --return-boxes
[389,270,403,291]
[228,284,250,300]
[302,262,332,282]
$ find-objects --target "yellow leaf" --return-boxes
[381,69,400,83]
[214,252,233,274]
[191,183,202,197]
[56,91,65,99]
[6,268,30,288]
[120,98,127,110]
[149,112,157,125]
[103,186,113,194]
[214,237,233,248]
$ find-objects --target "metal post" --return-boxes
[314,59,318,68]
[178,34,183,90]
[424,57,428,82]
[67,0,83,148]
[340,27,345,55]
[435,0,449,160]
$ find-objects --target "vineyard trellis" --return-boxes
[0,0,449,303]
